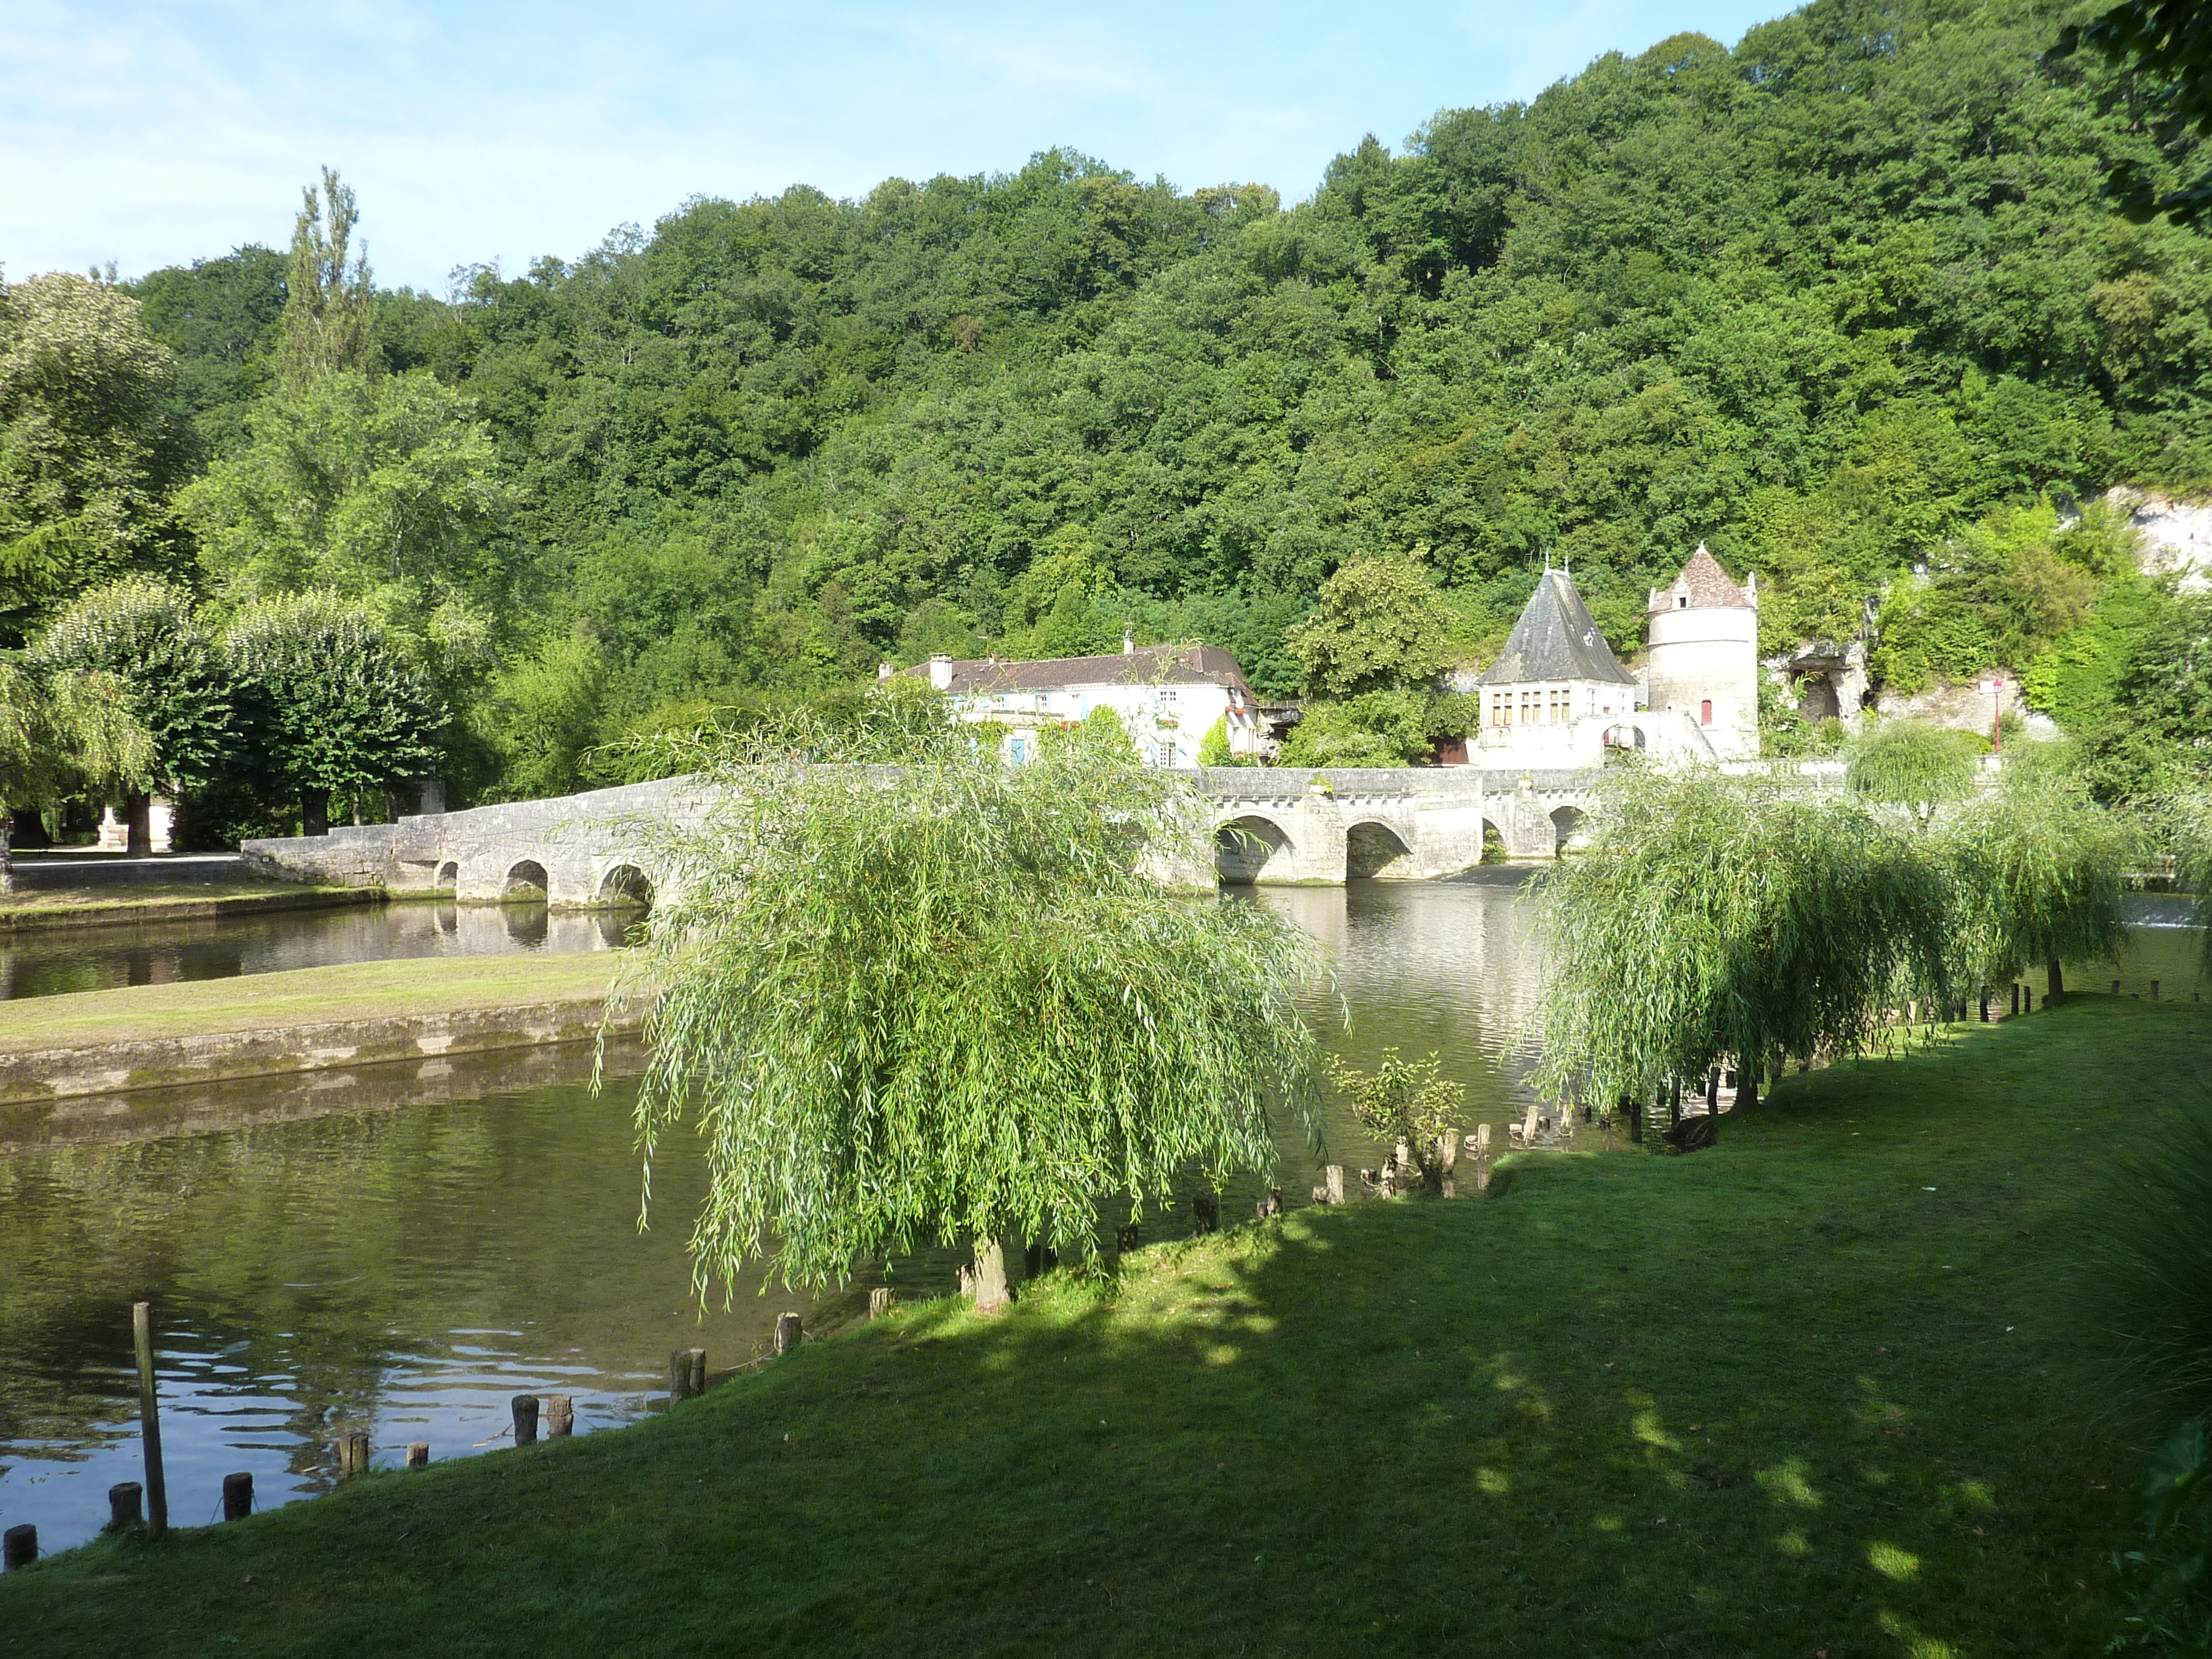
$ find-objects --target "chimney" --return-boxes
[928,654,954,690]
[1122,626,1134,656]
[1745,570,1759,608]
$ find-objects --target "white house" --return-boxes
[1471,566,1641,769]
[1465,550,1764,769]
[899,638,1264,766]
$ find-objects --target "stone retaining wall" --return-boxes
[0,995,642,1107]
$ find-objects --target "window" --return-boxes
[1159,689,1179,708]
[1678,595,1689,608]
[1008,737,1029,765]
[1700,699,1713,726]
[1154,740,1176,767]
[1034,692,1048,712]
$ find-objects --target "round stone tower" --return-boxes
[1646,544,1760,760]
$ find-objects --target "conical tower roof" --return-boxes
[1478,569,1634,686]
[1650,543,1753,612]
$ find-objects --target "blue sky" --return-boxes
[4,0,1786,291]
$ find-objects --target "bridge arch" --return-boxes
[503,859,549,900]
[1549,804,1588,854]
[435,859,458,891]
[596,863,654,908]
[1214,814,1295,884]
[1345,820,1413,879]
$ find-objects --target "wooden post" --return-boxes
[132,1302,167,1539]
[1255,1188,1282,1219]
[405,1442,429,1469]
[3,1524,33,1571]
[774,1315,802,1356]
[341,1430,370,1478]
[1979,987,1990,1022]
[1190,1193,1219,1236]
[868,1288,897,1319]
[2011,984,2021,1016]
[222,1472,252,1521]
[1473,1123,1492,1193]
[107,1481,142,1530]
[2114,978,2123,995]
[546,1396,574,1438]
[687,1349,707,1395]
[512,1393,539,1446]
[1113,1222,1141,1255]
[2153,979,2160,1000]
[669,1350,694,1404]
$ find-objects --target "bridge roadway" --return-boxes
[241,766,1603,904]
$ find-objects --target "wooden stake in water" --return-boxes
[132,1301,168,1540]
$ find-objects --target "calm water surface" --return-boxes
[0,876,2200,1553]
[0,901,634,1000]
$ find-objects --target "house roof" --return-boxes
[905,643,1254,697]
[1650,543,1753,613]
[1477,570,1635,687]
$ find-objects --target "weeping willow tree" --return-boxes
[612,682,1321,1299]
[2168,790,2212,972]
[1939,771,2137,1006]
[1845,717,1982,830]
[0,658,153,891]
[1531,765,1953,1133]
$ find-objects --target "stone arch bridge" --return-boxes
[242,768,1603,902]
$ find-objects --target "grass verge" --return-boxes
[1,998,2204,1657]
[0,953,628,1051]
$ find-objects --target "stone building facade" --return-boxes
[900,640,1264,766]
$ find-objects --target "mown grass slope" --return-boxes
[2,998,2201,1658]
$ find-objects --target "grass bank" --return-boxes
[0,953,627,1051]
[2,998,2204,1657]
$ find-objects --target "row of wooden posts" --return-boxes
[0,1295,863,1572]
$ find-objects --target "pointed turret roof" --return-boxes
[1478,569,1635,686]
[1649,543,1753,613]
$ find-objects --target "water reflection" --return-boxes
[0,900,643,1001]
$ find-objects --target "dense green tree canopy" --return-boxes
[0,0,2188,811]
[0,273,184,638]
[29,577,234,796]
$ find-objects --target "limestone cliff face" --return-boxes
[2105,487,2212,592]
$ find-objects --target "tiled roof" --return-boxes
[1478,571,1635,687]
[905,643,1253,697]
[1651,544,1752,612]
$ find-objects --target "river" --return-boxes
[0,877,2200,1554]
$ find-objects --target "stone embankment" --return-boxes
[0,956,641,1114]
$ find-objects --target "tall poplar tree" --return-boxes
[273,168,378,391]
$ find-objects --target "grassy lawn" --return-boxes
[0,953,629,1051]
[2,997,2203,1657]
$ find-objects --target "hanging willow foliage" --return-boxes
[1530,764,1953,1120]
[2167,790,2212,970]
[610,687,1322,1298]
[1937,770,2139,998]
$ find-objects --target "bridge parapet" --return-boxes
[241,763,1607,902]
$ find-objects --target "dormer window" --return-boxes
[1677,595,1689,608]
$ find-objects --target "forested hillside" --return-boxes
[7,0,2212,820]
